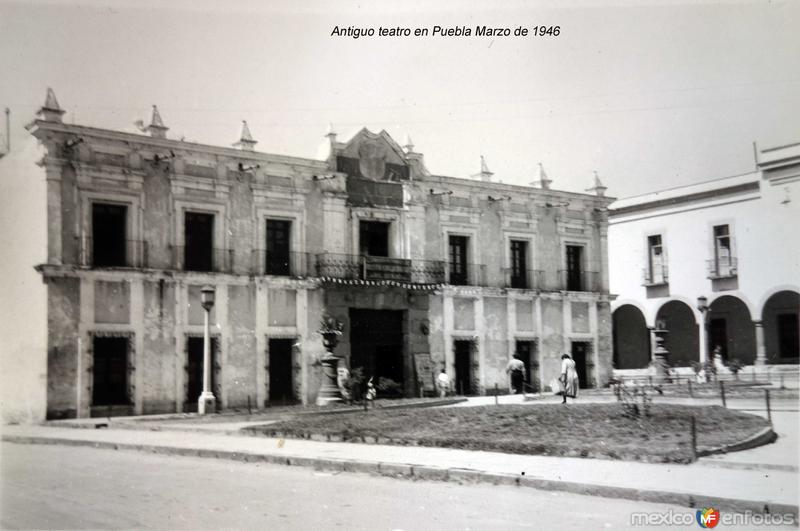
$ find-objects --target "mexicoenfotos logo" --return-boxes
[696,508,720,528]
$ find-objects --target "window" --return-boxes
[184,212,214,272]
[92,203,127,267]
[359,221,389,257]
[448,235,469,285]
[713,224,733,276]
[510,240,528,289]
[647,235,665,284]
[566,245,583,291]
[266,219,291,275]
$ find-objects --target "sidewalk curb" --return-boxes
[4,433,797,518]
[697,426,778,457]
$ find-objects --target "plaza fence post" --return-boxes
[247,395,252,415]
[765,389,772,425]
[688,378,693,398]
[495,383,499,405]
[690,416,698,461]
[720,380,726,408]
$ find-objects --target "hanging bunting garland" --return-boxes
[318,276,443,291]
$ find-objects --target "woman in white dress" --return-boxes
[560,354,579,404]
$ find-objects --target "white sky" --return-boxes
[0,0,798,197]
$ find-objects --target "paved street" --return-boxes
[2,442,794,531]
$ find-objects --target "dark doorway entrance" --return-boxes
[709,318,728,361]
[269,338,295,404]
[184,212,214,272]
[92,203,127,267]
[359,221,390,257]
[92,337,129,406]
[349,310,404,395]
[185,336,218,412]
[266,219,291,276]
[571,341,591,389]
[515,340,537,392]
[454,340,474,395]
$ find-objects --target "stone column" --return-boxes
[698,310,709,364]
[754,320,766,366]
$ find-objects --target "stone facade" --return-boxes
[8,90,615,420]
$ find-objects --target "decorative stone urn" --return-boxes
[316,314,344,406]
[652,320,670,378]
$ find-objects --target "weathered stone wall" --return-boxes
[540,298,565,391]
[141,279,177,414]
[226,283,257,408]
[482,296,508,389]
[46,277,81,418]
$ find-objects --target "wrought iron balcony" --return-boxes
[79,237,149,268]
[642,264,669,286]
[503,268,545,290]
[707,257,737,279]
[316,253,446,284]
[172,245,234,273]
[251,250,314,277]
[446,263,486,286]
[558,270,601,292]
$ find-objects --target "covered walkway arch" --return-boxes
[612,304,650,369]
[708,295,756,365]
[656,300,698,367]
[762,290,800,364]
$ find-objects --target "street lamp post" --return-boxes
[198,285,216,414]
[697,296,710,366]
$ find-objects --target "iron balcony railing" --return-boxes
[557,270,601,292]
[79,237,149,268]
[172,245,234,274]
[707,257,737,279]
[446,263,487,286]
[503,268,545,290]
[316,253,447,284]
[251,250,315,278]
[642,264,669,286]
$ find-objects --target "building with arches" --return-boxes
[608,143,800,376]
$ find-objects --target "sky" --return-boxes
[0,0,798,198]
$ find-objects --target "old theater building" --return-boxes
[6,90,615,420]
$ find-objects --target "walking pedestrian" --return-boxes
[436,368,451,398]
[506,355,526,394]
[560,353,579,404]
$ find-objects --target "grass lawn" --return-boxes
[243,404,771,464]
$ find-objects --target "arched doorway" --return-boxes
[763,290,800,364]
[612,305,650,369]
[708,295,756,365]
[656,300,699,367]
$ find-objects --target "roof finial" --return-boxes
[404,134,415,154]
[233,120,257,151]
[586,170,607,197]
[531,162,552,189]
[146,105,168,138]
[472,155,494,182]
[37,87,65,123]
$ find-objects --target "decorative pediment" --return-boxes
[337,128,409,181]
